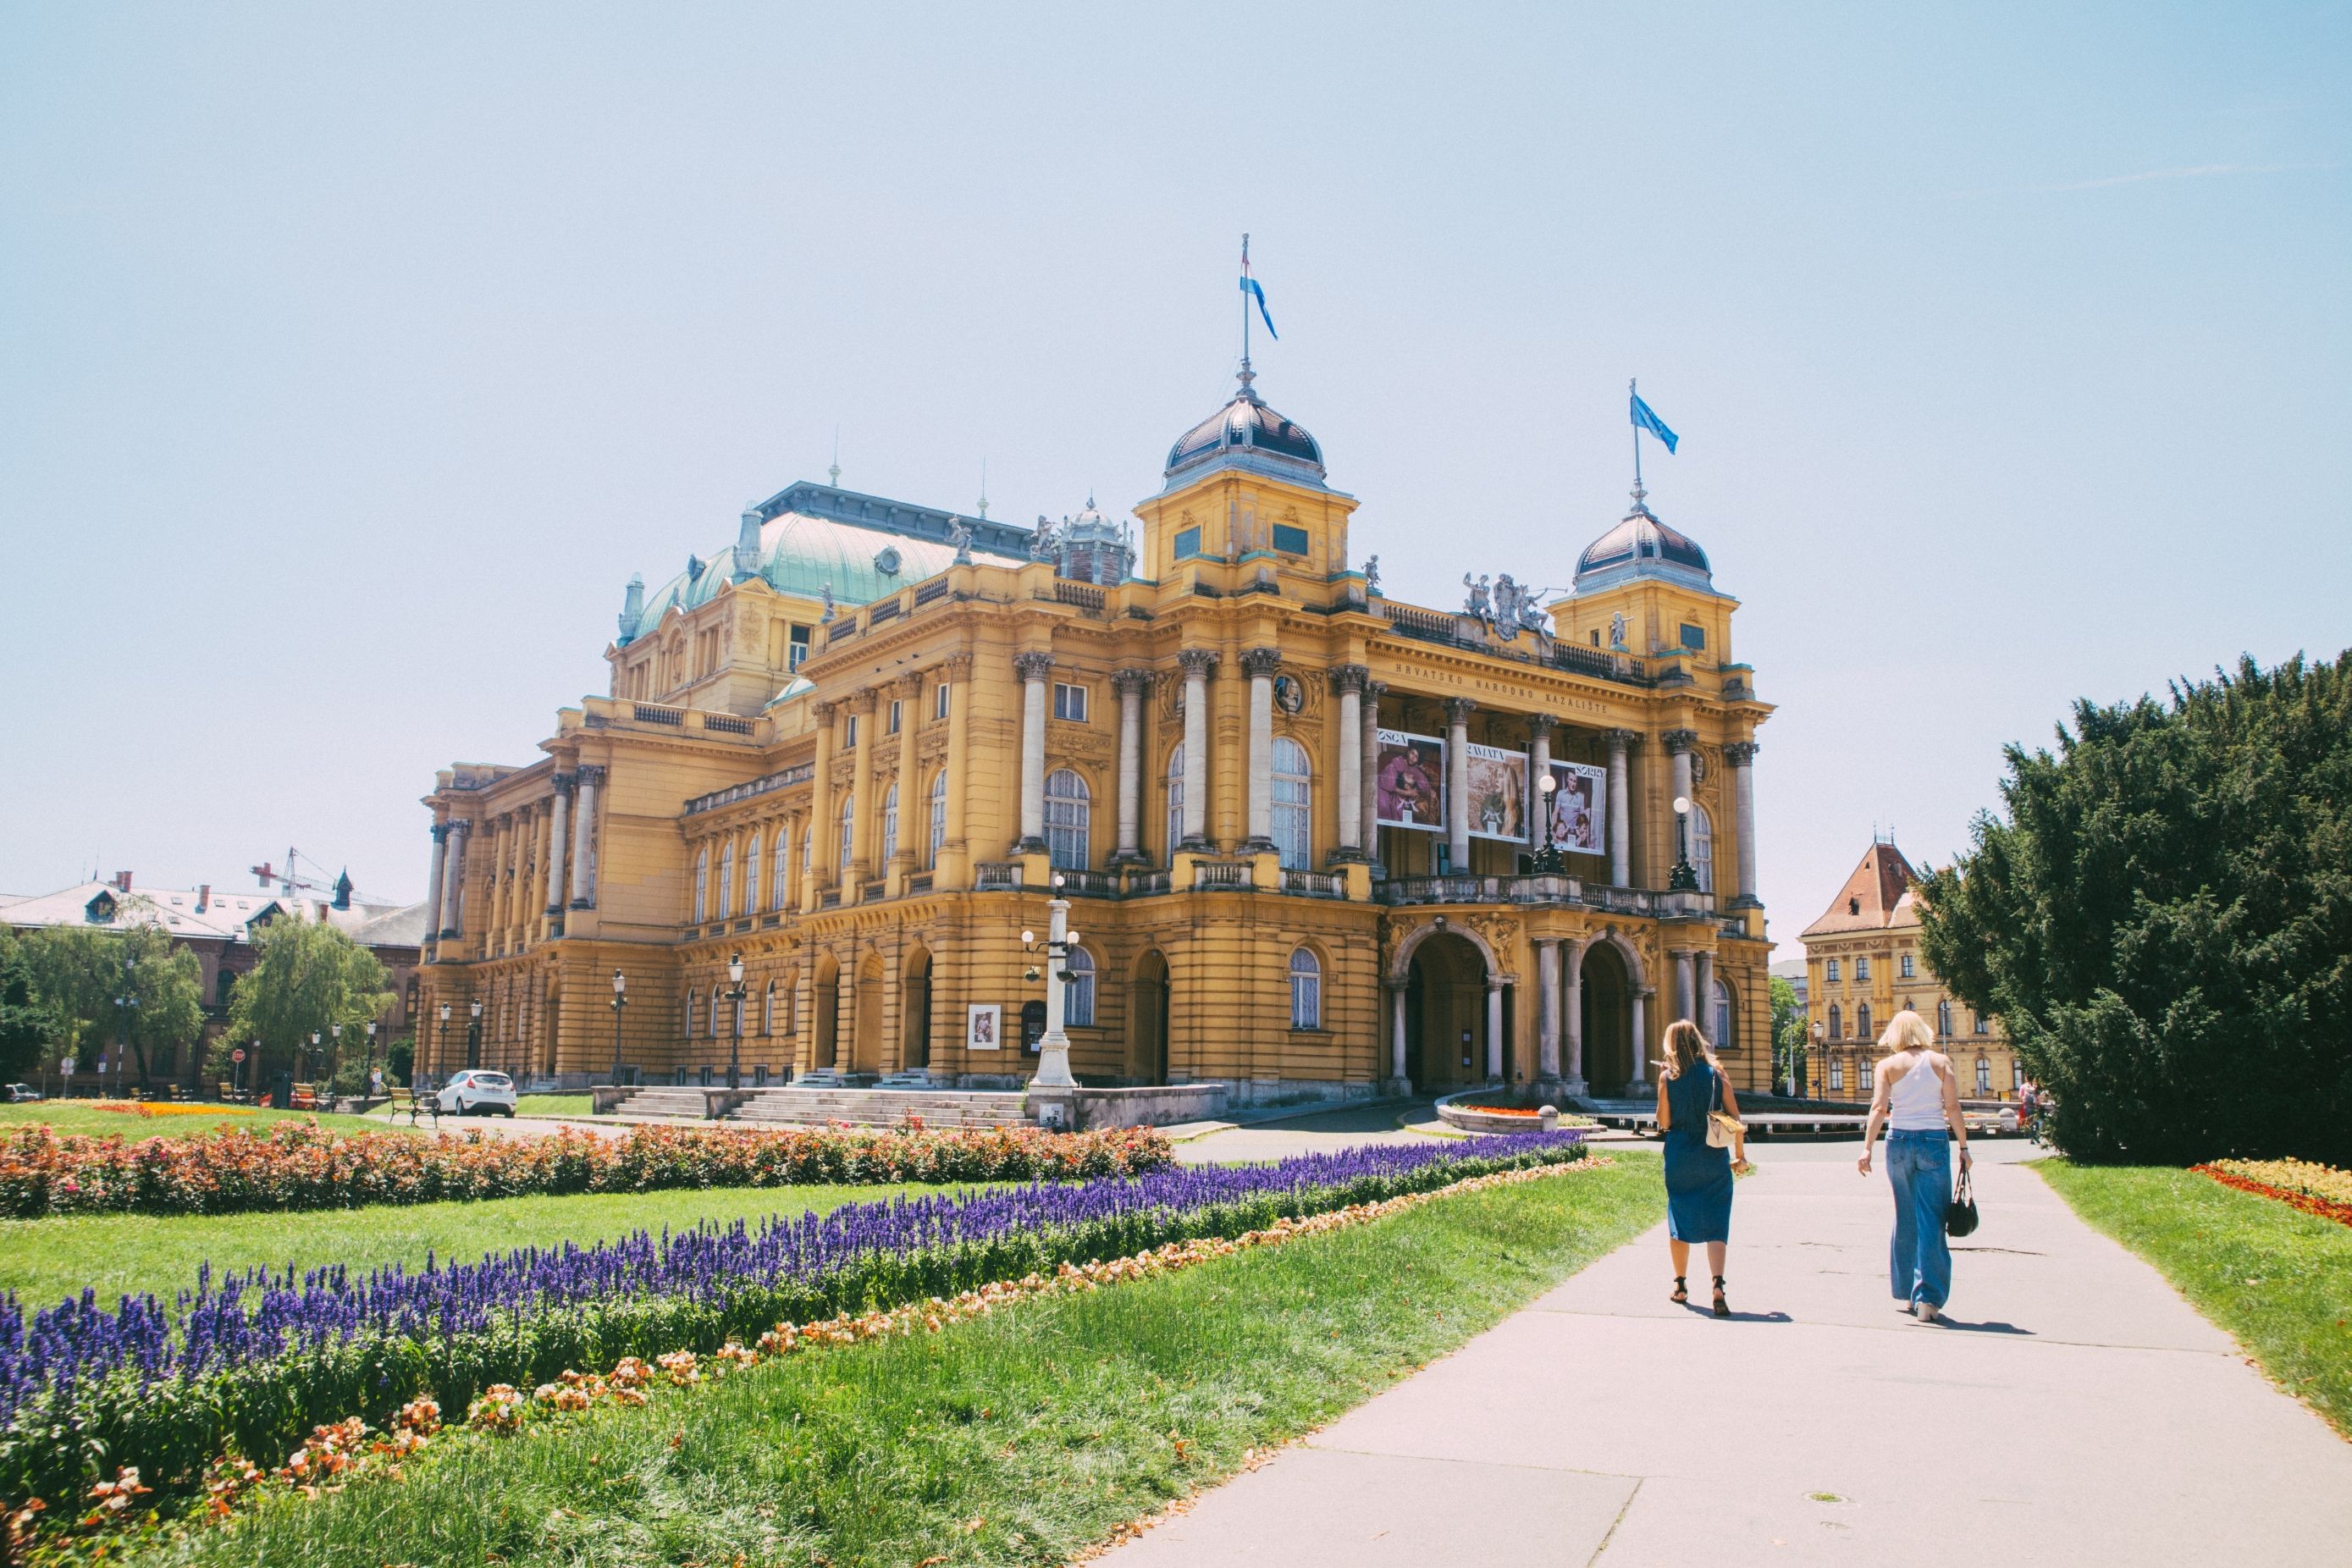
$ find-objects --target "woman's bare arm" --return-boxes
[1656,1072,1672,1130]
[1857,1058,1897,1173]
[1938,1054,1973,1167]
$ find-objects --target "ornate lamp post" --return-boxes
[723,953,748,1090]
[329,1022,342,1090]
[466,997,482,1070]
[1531,772,1565,875]
[309,1031,323,1088]
[1808,1018,1825,1102]
[609,969,628,1087]
[362,1020,379,1105]
[435,1002,450,1087]
[1668,794,1701,893]
[1021,880,1082,1090]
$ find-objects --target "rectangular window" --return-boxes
[887,700,902,735]
[1900,953,1916,978]
[1830,1057,1844,1092]
[1271,523,1310,555]
[845,715,859,748]
[1679,622,1705,651]
[934,682,950,721]
[1859,1057,1874,1093]
[1053,682,1089,723]
[1856,957,1871,980]
[788,625,810,671]
[1825,958,1840,983]
[1173,526,1201,560]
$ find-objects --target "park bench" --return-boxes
[402,1082,440,1128]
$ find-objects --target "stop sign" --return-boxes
[232,1048,246,1063]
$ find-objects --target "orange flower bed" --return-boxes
[1466,1105,1543,1118]
[2193,1163,2352,1229]
[87,1102,258,1119]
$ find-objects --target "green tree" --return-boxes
[221,918,392,1091]
[114,923,204,1088]
[14,924,202,1090]
[1770,974,1807,1097]
[1919,652,2352,1165]
[0,928,60,1083]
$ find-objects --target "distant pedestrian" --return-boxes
[1857,1010,1974,1322]
[1656,1019,1750,1317]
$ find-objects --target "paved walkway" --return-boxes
[1101,1142,2352,1566]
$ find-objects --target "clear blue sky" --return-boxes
[3,3,2345,958]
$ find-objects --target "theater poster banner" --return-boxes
[1544,760,1609,856]
[1465,743,1529,842]
[1374,729,1445,832]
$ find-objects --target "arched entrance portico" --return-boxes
[1575,931,1649,1094]
[811,954,840,1070]
[1399,929,1491,1090]
[1127,949,1169,1084]
[851,955,885,1074]
[901,947,933,1071]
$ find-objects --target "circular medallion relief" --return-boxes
[1273,674,1305,714]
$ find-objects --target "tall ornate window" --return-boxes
[693,849,709,924]
[711,989,724,1036]
[1827,1003,1842,1041]
[684,989,697,1038]
[770,828,789,910]
[1165,744,1185,854]
[1289,947,1322,1030]
[1046,769,1090,870]
[928,771,947,867]
[744,832,761,914]
[1830,1056,1844,1092]
[1687,802,1714,893]
[1857,1002,1874,1042]
[1975,1055,1991,1094]
[1271,737,1311,870]
[762,980,776,1035]
[881,780,900,867]
[1710,978,1733,1050]
[1859,1054,1874,1093]
[837,794,853,881]
[1064,944,1096,1026]
[718,842,735,920]
[1936,1000,1952,1037]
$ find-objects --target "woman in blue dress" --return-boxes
[1656,1018,1750,1317]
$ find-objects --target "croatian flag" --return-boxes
[1240,239,1278,340]
[1630,389,1678,453]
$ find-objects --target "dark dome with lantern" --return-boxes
[1572,496,1714,594]
[1163,367,1326,489]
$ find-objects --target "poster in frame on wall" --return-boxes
[1543,760,1609,856]
[965,1003,1002,1052]
[1374,729,1446,831]
[1464,743,1529,842]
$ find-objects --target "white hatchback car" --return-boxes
[435,1070,518,1117]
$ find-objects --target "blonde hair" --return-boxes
[1881,1009,1935,1052]
[1655,1019,1720,1080]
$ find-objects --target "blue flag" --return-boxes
[1239,273,1277,340]
[1631,391,1678,453]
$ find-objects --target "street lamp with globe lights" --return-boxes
[723,953,748,1090]
[1531,772,1565,875]
[608,969,628,1088]
[1021,876,1083,1089]
[1669,795,1702,893]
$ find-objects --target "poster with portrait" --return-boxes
[965,1003,1002,1052]
[1544,760,1609,856]
[1465,743,1529,842]
[1374,729,1446,832]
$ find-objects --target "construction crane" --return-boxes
[249,847,360,910]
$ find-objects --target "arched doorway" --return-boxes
[539,982,562,1078]
[901,947,933,1071]
[812,955,840,1070]
[852,955,886,1074]
[1405,931,1488,1090]
[1580,941,1633,1092]
[1127,949,1169,1084]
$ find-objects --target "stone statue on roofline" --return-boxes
[1609,610,1629,651]
[1363,554,1381,594]
[1030,514,1059,561]
[820,582,836,623]
[947,519,974,564]
[1463,572,1492,621]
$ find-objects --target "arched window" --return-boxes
[744,832,761,914]
[1046,769,1090,870]
[770,828,789,910]
[685,988,697,1038]
[762,980,776,1035]
[1975,1055,1991,1094]
[928,771,948,867]
[1271,737,1311,870]
[837,793,854,881]
[1687,802,1714,892]
[1857,1002,1874,1043]
[881,779,900,866]
[1858,1054,1874,1093]
[1936,1000,1952,1037]
[1166,743,1185,854]
[1289,947,1322,1030]
[1063,944,1096,1027]
[1828,1003,1843,1041]
[693,848,709,924]
[711,988,724,1036]
[1710,978,1733,1051]
[718,841,735,920]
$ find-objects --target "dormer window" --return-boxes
[85,891,116,924]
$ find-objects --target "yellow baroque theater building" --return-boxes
[413,361,1775,1108]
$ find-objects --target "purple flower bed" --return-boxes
[0,1129,1587,1508]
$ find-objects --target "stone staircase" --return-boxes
[727,1086,1030,1130]
[605,1086,711,1121]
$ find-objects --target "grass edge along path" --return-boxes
[98,1150,1659,1568]
[2034,1159,2352,1438]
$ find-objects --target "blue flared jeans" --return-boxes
[1886,1129,1952,1311]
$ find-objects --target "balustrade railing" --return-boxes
[1191,859,1252,891]
[1281,869,1344,898]
[1052,867,1118,897]
[974,862,1024,892]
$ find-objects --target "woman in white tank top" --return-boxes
[1857,1009,1972,1321]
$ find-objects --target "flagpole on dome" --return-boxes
[1630,378,1644,504]
[1239,233,1254,396]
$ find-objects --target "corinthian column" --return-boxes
[1332,665,1366,856]
[437,820,469,938]
[1564,940,1587,1090]
[1013,652,1053,854]
[1527,713,1555,853]
[1361,679,1384,870]
[1727,740,1759,905]
[1113,669,1151,864]
[422,821,450,954]
[1629,986,1649,1089]
[1605,729,1636,886]
[568,766,604,908]
[1674,948,1697,1024]
[1665,729,1698,875]
[1177,648,1217,848]
[1241,648,1281,852]
[543,776,571,915]
[1444,698,1476,871]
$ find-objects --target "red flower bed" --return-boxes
[0,1119,1173,1219]
[2192,1164,2352,1230]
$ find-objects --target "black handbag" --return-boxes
[1945,1166,1979,1238]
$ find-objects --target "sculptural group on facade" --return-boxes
[1462,571,1552,645]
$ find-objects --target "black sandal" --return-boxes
[1670,1276,1688,1305]
[1711,1276,1730,1318]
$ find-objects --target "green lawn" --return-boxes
[0,1101,387,1140]
[516,1092,596,1118]
[144,1152,1662,1568]
[2036,1159,2352,1438]
[0,1181,963,1310]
